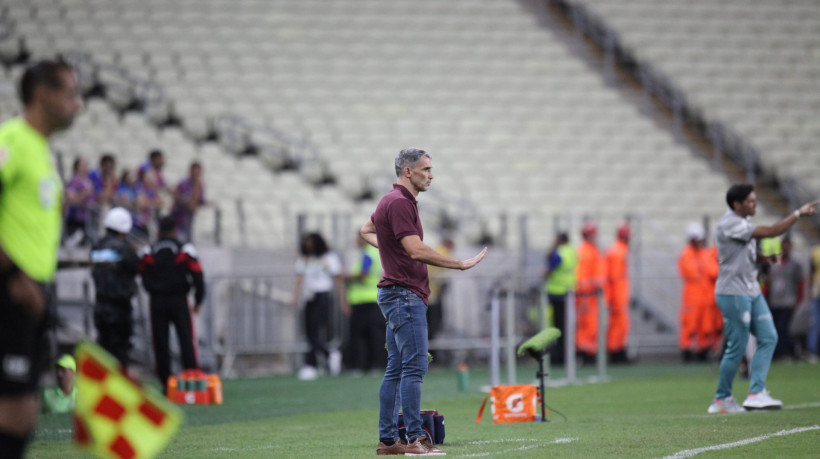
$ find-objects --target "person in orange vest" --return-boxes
[678,222,720,362]
[703,242,722,356]
[576,221,604,364]
[605,224,630,363]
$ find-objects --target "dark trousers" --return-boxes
[348,302,387,372]
[94,298,133,368]
[548,293,567,365]
[150,295,198,390]
[771,307,796,359]
[304,292,332,368]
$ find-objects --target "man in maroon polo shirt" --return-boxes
[361,148,487,456]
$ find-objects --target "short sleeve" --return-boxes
[325,252,342,276]
[723,215,756,242]
[0,143,19,186]
[295,258,306,274]
[388,199,420,240]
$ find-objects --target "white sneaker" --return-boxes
[328,350,342,376]
[707,396,746,414]
[742,389,783,410]
[298,366,318,381]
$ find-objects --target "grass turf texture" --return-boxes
[29,361,820,458]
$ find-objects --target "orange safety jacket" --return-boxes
[575,240,604,355]
[605,239,630,352]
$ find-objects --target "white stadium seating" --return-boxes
[0,0,791,254]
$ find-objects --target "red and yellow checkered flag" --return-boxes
[73,341,183,459]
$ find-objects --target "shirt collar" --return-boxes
[393,183,417,204]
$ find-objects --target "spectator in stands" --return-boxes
[0,58,82,459]
[64,156,95,245]
[427,237,454,342]
[139,149,170,193]
[113,169,137,211]
[342,234,386,374]
[708,184,817,414]
[764,236,803,361]
[605,223,631,364]
[170,161,206,243]
[132,169,163,241]
[138,216,205,394]
[88,154,117,207]
[290,232,344,380]
[575,221,604,365]
[90,207,140,369]
[678,222,721,362]
[808,244,820,363]
[41,355,77,414]
[543,232,577,365]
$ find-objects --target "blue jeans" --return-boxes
[377,286,429,441]
[715,294,778,399]
[808,298,820,355]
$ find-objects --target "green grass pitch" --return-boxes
[28,361,820,458]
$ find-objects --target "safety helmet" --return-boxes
[104,207,133,234]
[617,224,630,241]
[581,221,597,238]
[686,222,705,241]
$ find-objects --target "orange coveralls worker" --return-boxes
[576,223,604,357]
[703,245,722,350]
[604,225,630,354]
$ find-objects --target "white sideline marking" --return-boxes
[459,438,578,457]
[662,425,820,459]
[784,402,820,410]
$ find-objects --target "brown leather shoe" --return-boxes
[376,441,406,455]
[405,436,446,456]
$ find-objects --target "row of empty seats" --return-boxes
[1,0,764,251]
[576,0,820,195]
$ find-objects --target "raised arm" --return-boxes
[400,235,487,271]
[752,200,819,239]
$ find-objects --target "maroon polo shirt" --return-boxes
[371,183,431,304]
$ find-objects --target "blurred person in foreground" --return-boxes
[360,147,487,456]
[41,354,76,414]
[0,59,83,458]
[90,207,140,369]
[707,184,817,414]
[139,216,205,394]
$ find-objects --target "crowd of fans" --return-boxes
[60,149,206,246]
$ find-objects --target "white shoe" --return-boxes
[742,389,782,410]
[298,366,318,381]
[328,350,342,376]
[707,396,746,414]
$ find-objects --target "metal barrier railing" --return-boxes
[201,272,615,383]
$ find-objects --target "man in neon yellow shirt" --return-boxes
[342,234,385,373]
[42,354,77,414]
[0,59,83,458]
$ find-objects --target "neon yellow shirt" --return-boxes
[0,118,63,282]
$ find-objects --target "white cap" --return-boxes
[686,222,705,241]
[104,207,133,234]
